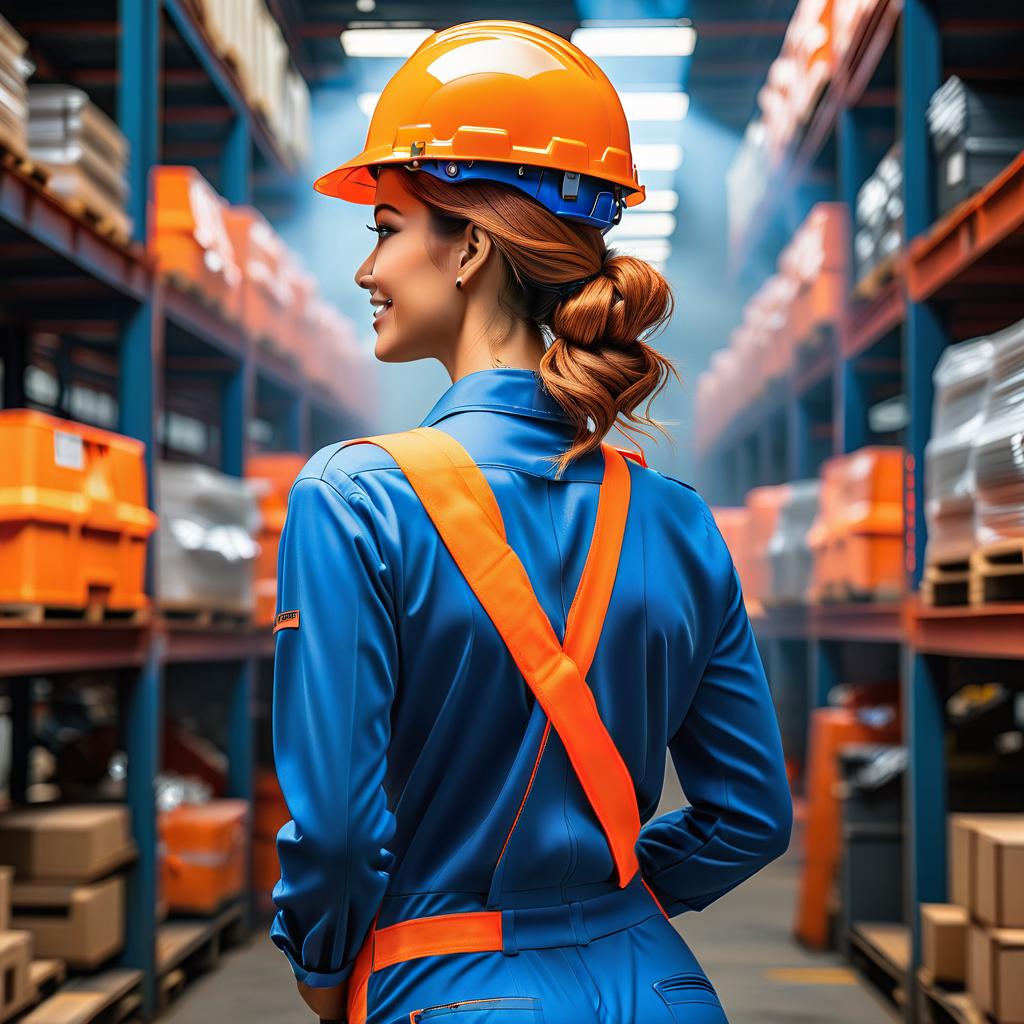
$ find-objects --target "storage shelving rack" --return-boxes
[697,2,1024,1021]
[0,2,368,1018]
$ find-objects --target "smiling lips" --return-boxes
[371,297,392,327]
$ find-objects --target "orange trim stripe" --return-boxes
[641,878,670,921]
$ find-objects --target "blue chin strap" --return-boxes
[406,158,630,233]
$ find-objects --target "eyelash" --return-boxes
[366,223,393,239]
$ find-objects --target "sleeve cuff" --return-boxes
[270,916,354,989]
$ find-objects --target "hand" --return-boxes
[296,979,347,1020]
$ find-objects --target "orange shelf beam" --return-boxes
[907,597,1024,660]
[907,150,1024,303]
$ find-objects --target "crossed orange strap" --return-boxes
[337,427,642,1022]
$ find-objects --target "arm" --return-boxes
[637,548,793,916]
[269,474,398,1013]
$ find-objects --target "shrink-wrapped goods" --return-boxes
[924,335,995,566]
[767,480,821,605]
[969,320,1024,603]
[27,84,132,239]
[156,461,261,618]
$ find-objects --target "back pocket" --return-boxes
[411,996,545,1022]
[653,972,729,1023]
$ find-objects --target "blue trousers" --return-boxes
[365,878,729,1023]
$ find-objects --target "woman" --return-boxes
[270,21,792,1024]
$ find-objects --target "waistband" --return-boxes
[498,874,666,955]
[371,873,667,973]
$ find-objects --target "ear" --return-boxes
[455,223,492,288]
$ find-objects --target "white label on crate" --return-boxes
[947,150,965,187]
[54,431,84,470]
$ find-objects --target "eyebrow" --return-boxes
[373,203,402,217]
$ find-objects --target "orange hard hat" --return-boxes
[314,20,646,225]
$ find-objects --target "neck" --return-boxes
[445,303,546,383]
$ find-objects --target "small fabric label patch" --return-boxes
[273,610,300,634]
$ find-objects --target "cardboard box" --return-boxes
[0,867,11,932]
[968,923,1024,1023]
[949,813,1018,908]
[921,903,968,983]
[0,805,136,881]
[0,930,34,1021]
[976,823,1024,928]
[10,875,124,969]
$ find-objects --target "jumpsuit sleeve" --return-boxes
[636,519,793,917]
[269,474,399,988]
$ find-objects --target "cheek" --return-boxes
[377,238,455,328]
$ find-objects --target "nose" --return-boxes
[354,252,375,290]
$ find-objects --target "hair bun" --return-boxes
[553,253,671,350]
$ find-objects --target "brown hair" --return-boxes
[398,169,680,479]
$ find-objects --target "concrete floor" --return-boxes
[163,802,895,1023]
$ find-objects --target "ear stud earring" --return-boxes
[455,278,463,290]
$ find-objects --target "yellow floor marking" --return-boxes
[763,967,861,985]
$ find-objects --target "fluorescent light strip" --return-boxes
[621,91,689,122]
[340,28,433,58]
[606,238,672,262]
[612,213,677,239]
[633,144,684,171]
[571,25,696,58]
[640,189,679,213]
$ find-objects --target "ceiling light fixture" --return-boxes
[340,27,433,58]
[571,23,697,58]
[620,91,690,122]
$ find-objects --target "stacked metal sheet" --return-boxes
[854,144,903,288]
[27,84,132,238]
[927,77,1024,216]
[767,479,820,605]
[924,334,996,565]
[0,14,29,157]
[970,319,1024,548]
[156,461,262,618]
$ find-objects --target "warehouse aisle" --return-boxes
[163,800,893,1024]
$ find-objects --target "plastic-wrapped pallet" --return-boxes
[855,144,903,290]
[27,85,132,240]
[157,461,261,620]
[968,320,1024,602]
[924,334,995,568]
[767,480,820,605]
[0,14,29,158]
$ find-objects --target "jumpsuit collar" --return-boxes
[419,368,572,428]
[417,368,605,482]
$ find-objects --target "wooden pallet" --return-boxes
[156,900,247,1012]
[0,602,150,626]
[854,251,901,301]
[970,540,1024,605]
[916,968,984,1024]
[162,270,238,325]
[160,605,253,630]
[922,559,972,607]
[848,922,909,1016]
[816,580,904,605]
[17,969,141,1024]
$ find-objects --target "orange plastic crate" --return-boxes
[254,768,290,840]
[246,453,306,627]
[224,206,295,360]
[0,410,156,614]
[745,485,790,612]
[711,507,754,597]
[840,447,904,597]
[159,799,248,915]
[253,835,279,895]
[149,166,242,320]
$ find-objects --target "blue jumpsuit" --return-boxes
[270,367,793,1023]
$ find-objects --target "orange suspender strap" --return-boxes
[341,426,641,885]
